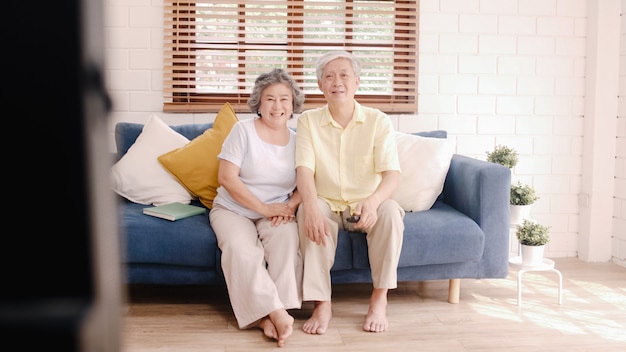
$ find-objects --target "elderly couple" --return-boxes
[209,50,405,347]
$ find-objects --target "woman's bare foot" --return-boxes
[268,309,294,347]
[302,301,332,335]
[363,288,388,333]
[257,317,278,340]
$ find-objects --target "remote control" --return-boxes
[347,215,360,223]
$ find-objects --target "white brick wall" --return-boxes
[614,0,626,267]
[103,0,625,268]
[418,0,588,259]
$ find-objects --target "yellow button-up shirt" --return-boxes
[295,101,400,213]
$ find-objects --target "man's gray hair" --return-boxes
[315,50,361,82]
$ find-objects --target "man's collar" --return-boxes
[319,100,364,127]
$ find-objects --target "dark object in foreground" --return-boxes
[347,215,360,223]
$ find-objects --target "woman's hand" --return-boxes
[269,214,296,227]
[263,203,295,227]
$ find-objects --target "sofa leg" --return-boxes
[448,279,460,303]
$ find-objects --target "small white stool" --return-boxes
[509,256,563,306]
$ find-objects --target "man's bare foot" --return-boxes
[268,309,295,347]
[363,288,388,333]
[302,301,332,335]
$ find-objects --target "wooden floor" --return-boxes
[120,258,626,351]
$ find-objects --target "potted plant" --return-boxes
[510,181,539,206]
[486,145,540,225]
[486,145,519,169]
[515,219,550,265]
[509,181,539,225]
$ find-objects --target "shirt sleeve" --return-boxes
[217,121,247,168]
[295,112,316,172]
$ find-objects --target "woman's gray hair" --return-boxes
[248,68,305,116]
[315,50,361,82]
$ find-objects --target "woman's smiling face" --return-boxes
[258,82,294,122]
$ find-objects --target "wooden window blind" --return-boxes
[163,0,418,113]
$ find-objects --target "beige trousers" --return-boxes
[210,206,303,328]
[297,198,405,302]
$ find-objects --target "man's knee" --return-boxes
[377,199,404,220]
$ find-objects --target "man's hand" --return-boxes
[304,207,330,246]
[352,200,378,230]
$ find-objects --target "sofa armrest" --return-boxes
[442,154,511,276]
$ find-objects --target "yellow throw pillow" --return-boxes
[158,102,239,208]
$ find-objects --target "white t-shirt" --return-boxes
[213,118,297,219]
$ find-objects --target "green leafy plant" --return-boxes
[516,219,550,246]
[510,181,539,206]
[486,145,519,169]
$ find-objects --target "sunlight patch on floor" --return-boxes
[468,273,626,343]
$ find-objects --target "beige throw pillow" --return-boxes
[110,114,193,206]
[391,132,456,212]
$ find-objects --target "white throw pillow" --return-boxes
[391,132,456,212]
[110,114,193,206]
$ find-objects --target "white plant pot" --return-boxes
[520,244,545,266]
[510,204,531,225]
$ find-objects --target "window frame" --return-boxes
[163,0,418,114]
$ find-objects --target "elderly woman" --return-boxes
[209,68,305,347]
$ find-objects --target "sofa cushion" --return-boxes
[158,103,239,208]
[398,202,484,265]
[121,201,218,268]
[349,201,485,270]
[391,131,455,212]
[110,114,193,206]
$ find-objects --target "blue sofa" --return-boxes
[115,121,511,303]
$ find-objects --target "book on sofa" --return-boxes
[143,202,206,221]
